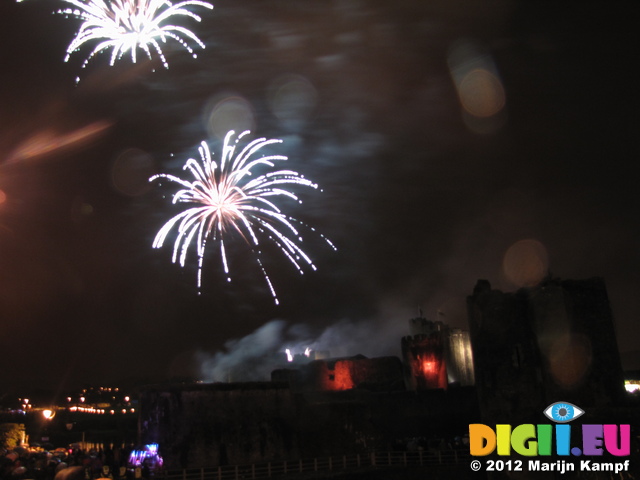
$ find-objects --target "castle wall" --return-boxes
[138,382,479,469]
[300,356,405,392]
[136,276,626,470]
[138,382,298,469]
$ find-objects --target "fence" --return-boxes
[159,450,471,480]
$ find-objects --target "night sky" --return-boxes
[1,0,639,396]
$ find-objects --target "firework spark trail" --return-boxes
[55,0,213,73]
[150,130,336,304]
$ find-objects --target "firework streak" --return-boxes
[150,130,335,304]
[57,0,213,70]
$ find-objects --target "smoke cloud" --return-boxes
[196,311,412,383]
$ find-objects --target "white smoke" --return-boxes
[196,312,410,383]
[196,320,293,382]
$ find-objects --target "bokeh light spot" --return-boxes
[204,95,255,140]
[548,333,592,388]
[0,189,6,205]
[503,238,549,287]
[448,39,507,134]
[458,69,505,118]
[267,74,318,131]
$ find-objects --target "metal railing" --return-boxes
[159,449,471,480]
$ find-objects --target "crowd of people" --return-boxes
[0,446,151,480]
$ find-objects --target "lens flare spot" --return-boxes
[267,74,318,131]
[502,239,549,287]
[5,121,112,164]
[204,95,255,140]
[448,38,507,134]
[548,333,592,389]
[458,69,505,118]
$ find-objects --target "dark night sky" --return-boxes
[0,0,639,397]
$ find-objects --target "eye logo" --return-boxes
[543,402,584,423]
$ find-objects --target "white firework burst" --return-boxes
[150,130,336,304]
[57,0,213,70]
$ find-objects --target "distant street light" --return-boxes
[42,409,55,420]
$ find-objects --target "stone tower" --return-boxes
[467,277,625,424]
[402,317,448,390]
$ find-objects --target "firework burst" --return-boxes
[150,130,335,304]
[57,0,213,71]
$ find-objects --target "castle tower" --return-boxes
[402,317,448,390]
[446,328,475,386]
[467,277,625,423]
